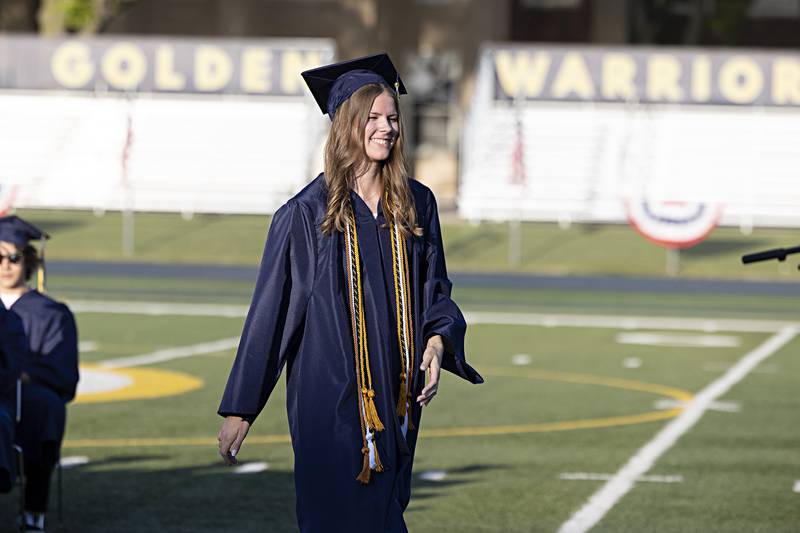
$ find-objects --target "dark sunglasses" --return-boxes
[0,252,23,264]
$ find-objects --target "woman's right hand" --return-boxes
[218,416,251,465]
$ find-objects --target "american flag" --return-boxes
[120,111,134,186]
[509,107,526,187]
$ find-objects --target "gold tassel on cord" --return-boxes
[373,442,384,472]
[362,388,385,432]
[396,372,408,417]
[37,236,47,293]
[356,447,371,484]
[37,267,45,293]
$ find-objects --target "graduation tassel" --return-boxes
[37,235,47,293]
[36,266,45,293]
[357,447,372,484]
[362,388,384,432]
[396,372,408,418]
[372,442,384,472]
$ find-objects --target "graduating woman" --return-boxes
[0,216,79,533]
[218,54,482,533]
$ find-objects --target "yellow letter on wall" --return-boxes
[646,54,684,102]
[772,58,800,105]
[552,52,595,99]
[195,46,233,92]
[690,55,711,102]
[280,51,323,94]
[51,42,94,89]
[101,42,148,90]
[154,45,186,91]
[719,56,764,104]
[494,50,552,98]
[602,53,637,101]
[241,48,272,93]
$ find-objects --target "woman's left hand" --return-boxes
[417,335,444,407]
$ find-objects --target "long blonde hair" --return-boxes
[321,83,421,237]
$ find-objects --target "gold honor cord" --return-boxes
[345,207,414,484]
[390,222,415,429]
[37,236,46,293]
[345,211,383,483]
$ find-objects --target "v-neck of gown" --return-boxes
[349,189,383,222]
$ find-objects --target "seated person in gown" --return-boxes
[0,216,79,532]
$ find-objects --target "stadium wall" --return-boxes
[460,44,800,229]
[0,35,334,214]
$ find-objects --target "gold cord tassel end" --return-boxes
[356,447,371,484]
[396,374,408,417]
[363,388,385,432]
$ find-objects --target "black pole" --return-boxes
[742,245,800,264]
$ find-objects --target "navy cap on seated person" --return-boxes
[0,216,49,248]
[301,53,407,119]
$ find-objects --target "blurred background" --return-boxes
[2,0,800,276]
[1,1,799,532]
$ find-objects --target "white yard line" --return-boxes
[418,470,449,481]
[69,300,249,317]
[653,399,741,413]
[557,326,797,533]
[99,337,240,369]
[615,332,741,348]
[68,300,799,333]
[232,462,269,474]
[466,311,799,333]
[559,472,683,484]
[78,340,99,352]
[60,456,90,468]
[702,361,780,375]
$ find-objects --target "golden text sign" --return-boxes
[492,45,800,106]
[0,35,332,95]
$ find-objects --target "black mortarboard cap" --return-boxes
[301,53,407,120]
[0,215,49,248]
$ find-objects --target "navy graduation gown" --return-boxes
[0,306,24,395]
[0,307,24,492]
[219,174,482,532]
[6,291,79,463]
[8,291,79,403]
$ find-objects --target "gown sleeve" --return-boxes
[0,309,23,395]
[420,191,483,385]
[22,305,79,402]
[218,200,316,422]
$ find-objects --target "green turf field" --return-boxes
[2,209,799,532]
[2,284,798,532]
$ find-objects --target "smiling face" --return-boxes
[0,241,26,291]
[363,91,399,163]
